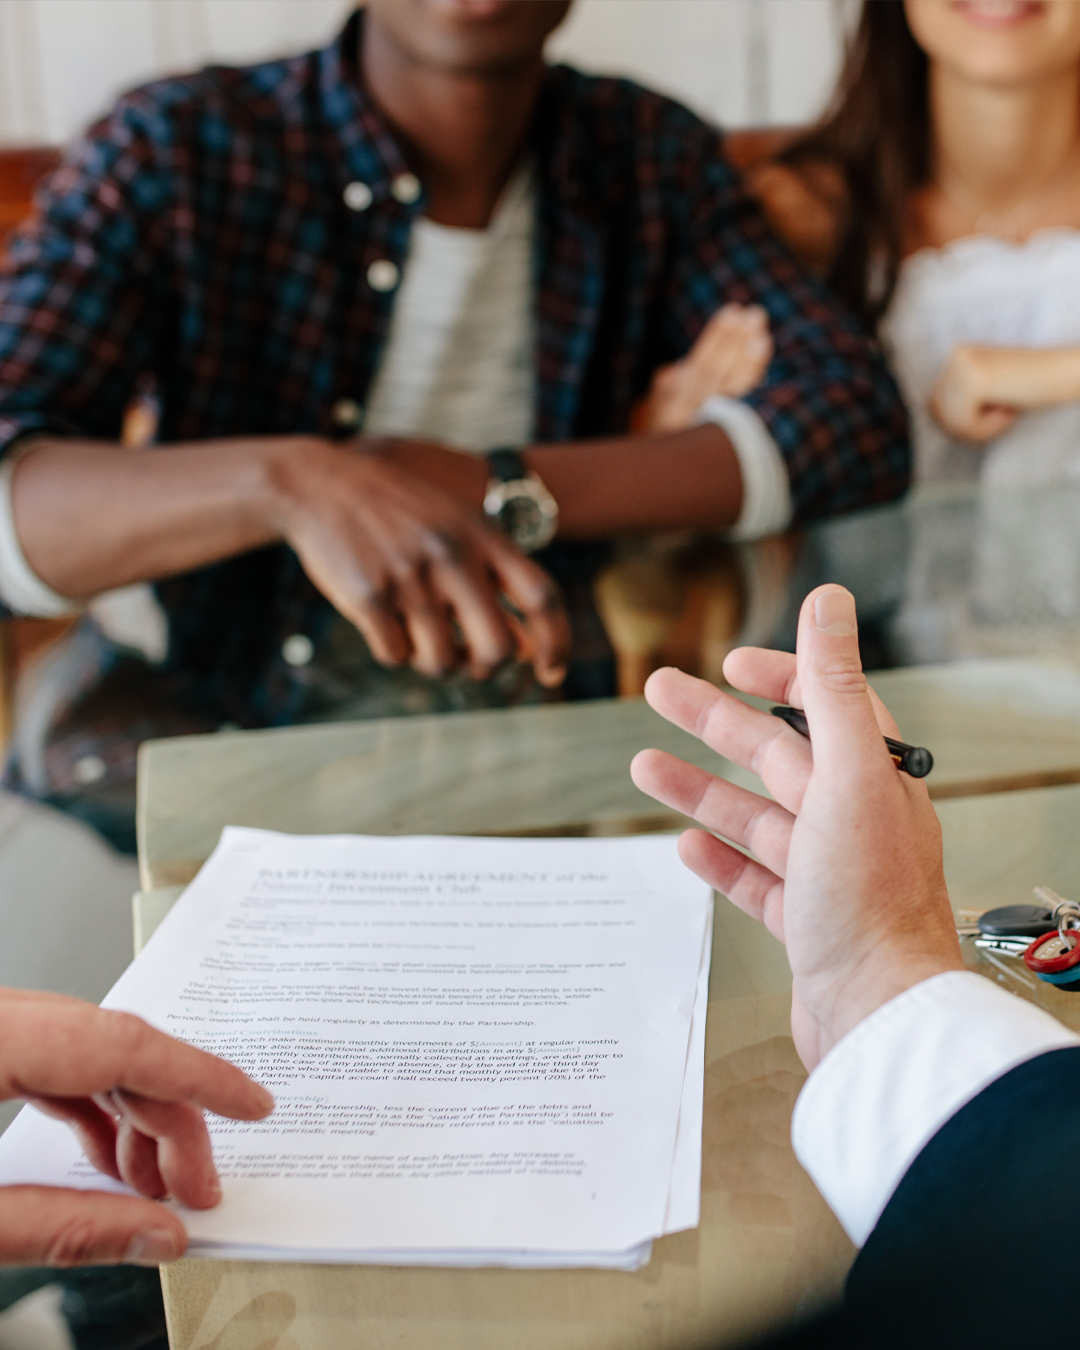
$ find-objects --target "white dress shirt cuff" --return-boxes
[0,453,79,617]
[792,970,1080,1247]
[695,395,793,541]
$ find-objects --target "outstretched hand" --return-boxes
[631,585,962,1069]
[0,988,273,1267]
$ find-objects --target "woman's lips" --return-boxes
[950,0,1048,27]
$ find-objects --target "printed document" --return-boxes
[0,828,712,1268]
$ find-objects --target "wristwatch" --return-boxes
[483,447,559,553]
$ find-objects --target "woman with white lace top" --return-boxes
[639,0,1080,489]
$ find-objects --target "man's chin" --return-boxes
[366,0,572,77]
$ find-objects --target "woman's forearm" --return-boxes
[961,346,1080,408]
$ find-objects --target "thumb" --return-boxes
[0,1186,188,1267]
[795,585,892,780]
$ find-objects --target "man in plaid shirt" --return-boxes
[0,1,908,852]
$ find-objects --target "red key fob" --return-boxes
[1024,929,1080,988]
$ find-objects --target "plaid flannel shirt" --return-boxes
[0,10,909,728]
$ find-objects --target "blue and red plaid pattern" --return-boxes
[0,11,908,726]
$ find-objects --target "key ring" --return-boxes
[1054,902,1080,948]
[1033,888,1080,949]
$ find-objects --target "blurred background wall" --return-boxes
[0,0,848,148]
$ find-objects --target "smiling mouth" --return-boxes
[950,0,1047,25]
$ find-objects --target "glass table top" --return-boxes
[765,481,1080,670]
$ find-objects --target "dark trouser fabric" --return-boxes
[0,1266,167,1350]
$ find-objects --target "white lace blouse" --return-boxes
[881,228,1080,484]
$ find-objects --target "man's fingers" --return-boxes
[721,646,902,740]
[112,1093,220,1210]
[29,1087,225,1209]
[293,533,412,668]
[642,666,812,811]
[487,542,569,688]
[393,573,458,677]
[630,749,794,874]
[795,585,894,781]
[676,830,786,943]
[431,562,516,679]
[721,646,799,705]
[343,589,413,668]
[0,1004,274,1124]
[28,1097,120,1182]
[0,1186,187,1268]
[116,1118,168,1201]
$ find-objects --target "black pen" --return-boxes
[770,705,934,779]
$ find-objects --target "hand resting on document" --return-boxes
[0,988,273,1267]
[631,584,963,1070]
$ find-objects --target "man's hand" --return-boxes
[0,988,273,1267]
[631,304,773,435]
[631,585,963,1070]
[264,439,569,686]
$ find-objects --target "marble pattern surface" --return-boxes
[140,661,1080,890]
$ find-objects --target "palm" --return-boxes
[631,618,959,1070]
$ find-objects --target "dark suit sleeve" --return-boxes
[746,1046,1080,1350]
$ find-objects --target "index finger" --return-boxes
[642,665,813,814]
[0,999,274,1122]
[722,644,903,741]
[484,537,570,688]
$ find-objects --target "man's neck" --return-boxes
[361,21,544,230]
[931,60,1080,210]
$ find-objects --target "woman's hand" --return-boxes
[631,585,962,1071]
[631,304,773,435]
[0,988,274,1267]
[930,344,1080,442]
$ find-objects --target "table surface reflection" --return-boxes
[775,481,1080,669]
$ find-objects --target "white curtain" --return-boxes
[0,0,844,149]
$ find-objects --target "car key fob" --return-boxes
[978,904,1057,939]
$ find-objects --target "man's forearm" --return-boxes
[384,424,744,538]
[527,424,743,536]
[13,423,744,601]
[11,437,283,598]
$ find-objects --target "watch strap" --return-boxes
[486,447,528,483]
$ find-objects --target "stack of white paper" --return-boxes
[0,828,712,1270]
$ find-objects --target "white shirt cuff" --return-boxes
[695,395,792,541]
[0,453,80,617]
[792,970,1080,1247]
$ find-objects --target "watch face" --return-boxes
[484,475,558,552]
[499,494,547,551]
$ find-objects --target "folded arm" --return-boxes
[931,344,1080,441]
